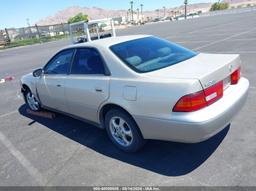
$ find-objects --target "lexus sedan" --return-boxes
[20,35,249,152]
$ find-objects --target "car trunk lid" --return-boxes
[145,53,241,90]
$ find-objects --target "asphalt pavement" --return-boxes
[0,10,256,186]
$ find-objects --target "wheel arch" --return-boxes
[98,103,144,138]
[21,83,31,94]
[21,83,41,105]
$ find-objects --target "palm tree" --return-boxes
[184,0,188,19]
[137,8,140,20]
[156,9,160,18]
[140,4,144,22]
[130,1,134,22]
[163,6,166,17]
[127,9,131,22]
[140,4,143,15]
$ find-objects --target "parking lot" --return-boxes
[0,10,256,186]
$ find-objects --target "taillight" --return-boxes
[204,81,223,105]
[172,91,207,112]
[173,81,223,112]
[231,68,240,85]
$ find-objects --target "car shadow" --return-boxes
[18,104,229,176]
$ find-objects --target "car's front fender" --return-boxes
[20,73,38,97]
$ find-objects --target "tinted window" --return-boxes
[71,48,105,75]
[110,36,197,73]
[44,49,74,74]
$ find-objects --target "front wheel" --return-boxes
[24,90,41,111]
[105,109,146,152]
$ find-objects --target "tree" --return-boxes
[184,0,188,19]
[210,2,229,11]
[68,13,89,24]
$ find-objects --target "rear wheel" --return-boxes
[24,89,41,111]
[105,109,146,152]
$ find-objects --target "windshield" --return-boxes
[110,36,197,73]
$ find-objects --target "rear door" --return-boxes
[65,48,110,122]
[37,48,75,112]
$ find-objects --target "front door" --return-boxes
[36,48,74,112]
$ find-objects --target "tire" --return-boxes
[105,109,146,152]
[24,89,41,111]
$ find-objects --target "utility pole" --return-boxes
[184,0,188,19]
[35,24,40,39]
[26,18,33,37]
[61,23,65,34]
[4,28,10,43]
[163,6,166,17]
[26,18,30,27]
[137,8,140,21]
[130,1,134,22]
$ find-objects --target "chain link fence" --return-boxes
[0,23,70,49]
[2,6,255,49]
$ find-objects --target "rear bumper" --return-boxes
[134,77,249,143]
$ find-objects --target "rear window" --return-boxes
[110,36,197,73]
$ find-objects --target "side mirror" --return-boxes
[33,68,43,77]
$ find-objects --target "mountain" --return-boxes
[36,6,128,25]
[224,0,256,7]
[224,0,255,3]
[36,3,214,25]
[36,0,256,25]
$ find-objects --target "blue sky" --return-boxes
[1,0,216,28]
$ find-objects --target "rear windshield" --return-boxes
[110,36,197,73]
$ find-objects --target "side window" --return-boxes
[71,48,105,75]
[44,49,74,75]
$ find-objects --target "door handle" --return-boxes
[56,84,62,87]
[95,88,103,92]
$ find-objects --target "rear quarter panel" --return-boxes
[105,77,203,120]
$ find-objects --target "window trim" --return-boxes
[69,47,111,76]
[43,48,76,75]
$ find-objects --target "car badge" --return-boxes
[205,80,216,88]
[229,64,233,72]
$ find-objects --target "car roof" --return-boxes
[64,35,151,50]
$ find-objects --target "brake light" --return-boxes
[172,91,207,112]
[204,81,223,105]
[231,68,240,85]
[173,81,223,112]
